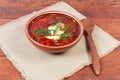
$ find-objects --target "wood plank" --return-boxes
[0,0,119,19]
[0,57,24,80]
[0,46,119,80]
[0,0,120,80]
[65,46,120,80]
[0,19,13,25]
[91,18,120,40]
[0,48,5,56]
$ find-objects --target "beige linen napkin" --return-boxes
[0,2,120,80]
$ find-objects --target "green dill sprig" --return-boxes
[34,27,50,36]
[60,32,72,40]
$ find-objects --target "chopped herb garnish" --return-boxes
[34,22,73,42]
[60,32,72,40]
[34,27,50,36]
[55,22,60,27]
[61,27,68,32]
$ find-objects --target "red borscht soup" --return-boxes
[28,13,80,46]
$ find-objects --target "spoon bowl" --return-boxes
[81,18,101,75]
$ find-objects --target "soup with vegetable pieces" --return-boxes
[28,13,80,46]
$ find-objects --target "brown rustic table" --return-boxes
[0,0,120,80]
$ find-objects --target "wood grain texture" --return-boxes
[81,19,101,75]
[65,46,120,80]
[0,57,24,80]
[0,0,120,80]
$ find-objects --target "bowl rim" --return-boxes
[25,10,84,49]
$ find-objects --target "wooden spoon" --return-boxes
[81,18,100,75]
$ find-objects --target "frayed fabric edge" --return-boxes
[0,44,31,80]
[60,42,120,80]
[0,1,120,79]
[0,42,120,80]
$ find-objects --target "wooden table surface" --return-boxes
[0,0,120,80]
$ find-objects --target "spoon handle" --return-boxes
[87,34,100,75]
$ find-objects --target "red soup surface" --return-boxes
[28,13,80,46]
